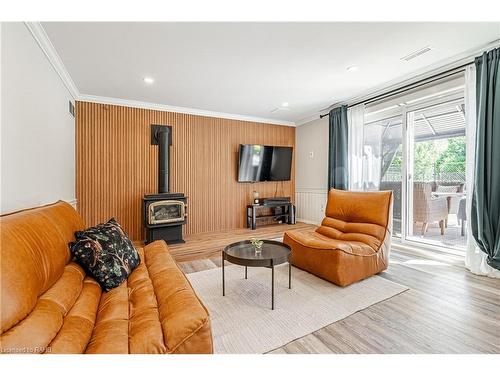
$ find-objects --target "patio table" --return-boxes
[431,192,466,197]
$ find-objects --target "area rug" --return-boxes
[187,264,408,354]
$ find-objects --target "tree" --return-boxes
[435,137,466,172]
[380,136,466,183]
[413,141,439,181]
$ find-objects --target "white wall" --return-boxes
[295,117,329,224]
[1,23,75,213]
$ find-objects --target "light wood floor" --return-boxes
[172,223,500,354]
[168,222,313,262]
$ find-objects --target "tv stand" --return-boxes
[246,198,296,230]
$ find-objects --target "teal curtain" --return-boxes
[471,47,500,271]
[328,105,349,190]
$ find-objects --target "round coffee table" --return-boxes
[222,240,291,310]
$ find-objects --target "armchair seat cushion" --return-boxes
[285,229,376,256]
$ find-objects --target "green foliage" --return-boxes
[250,238,263,249]
[392,147,402,167]
[383,136,466,182]
[413,141,439,181]
[435,137,466,173]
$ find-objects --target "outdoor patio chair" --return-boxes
[413,182,448,236]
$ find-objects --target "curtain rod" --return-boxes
[319,61,473,119]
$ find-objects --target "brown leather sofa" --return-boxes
[0,201,213,354]
[284,189,393,287]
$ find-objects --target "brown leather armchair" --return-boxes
[284,189,393,287]
[0,201,213,354]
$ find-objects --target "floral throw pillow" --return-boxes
[69,218,140,291]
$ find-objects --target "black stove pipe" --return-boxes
[157,127,170,194]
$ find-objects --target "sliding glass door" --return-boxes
[406,99,467,249]
[363,116,403,236]
[362,74,467,252]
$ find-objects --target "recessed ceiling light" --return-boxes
[281,102,289,107]
[143,77,154,84]
[346,66,359,72]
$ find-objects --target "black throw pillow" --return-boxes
[69,218,140,291]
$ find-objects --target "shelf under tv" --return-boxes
[253,213,291,220]
[246,199,296,230]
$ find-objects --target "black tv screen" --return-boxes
[237,144,293,182]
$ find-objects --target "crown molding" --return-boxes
[295,113,326,126]
[296,38,500,126]
[24,22,80,100]
[78,94,296,127]
[19,22,500,129]
[25,22,295,127]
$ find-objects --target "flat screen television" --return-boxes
[237,144,293,182]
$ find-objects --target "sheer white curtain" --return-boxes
[348,104,365,191]
[464,65,500,278]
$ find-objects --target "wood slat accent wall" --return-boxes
[76,101,295,240]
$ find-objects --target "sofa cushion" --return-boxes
[47,276,102,354]
[140,241,213,354]
[0,201,85,336]
[70,218,140,292]
[85,242,213,354]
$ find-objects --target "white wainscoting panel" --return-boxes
[295,189,328,225]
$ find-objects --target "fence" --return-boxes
[382,162,465,183]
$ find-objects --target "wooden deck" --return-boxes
[170,222,500,354]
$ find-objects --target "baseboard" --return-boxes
[296,218,320,225]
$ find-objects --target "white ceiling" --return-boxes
[42,22,500,124]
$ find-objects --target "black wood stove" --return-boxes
[143,125,187,244]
